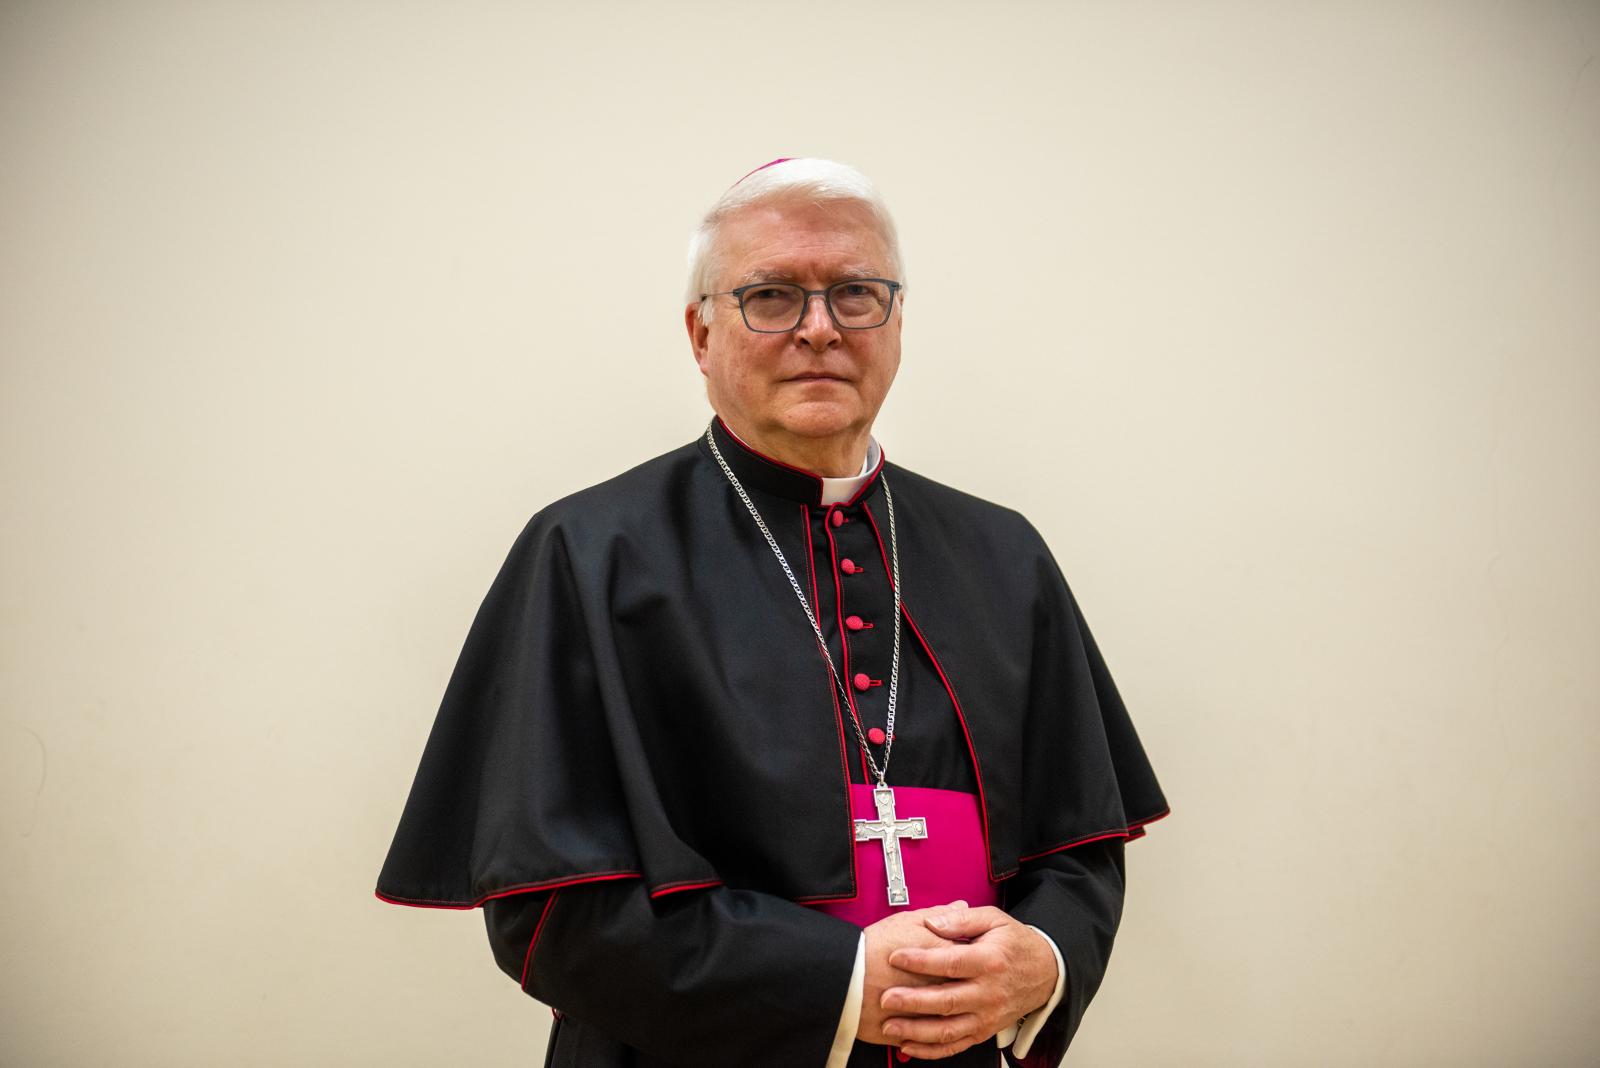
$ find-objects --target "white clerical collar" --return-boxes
[820,438,880,506]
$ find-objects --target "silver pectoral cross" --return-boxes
[854,784,928,907]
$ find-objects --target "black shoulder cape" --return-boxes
[377,419,1167,909]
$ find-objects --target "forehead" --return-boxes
[715,197,892,285]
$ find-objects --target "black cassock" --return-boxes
[377,418,1168,1067]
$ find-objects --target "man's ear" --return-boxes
[685,303,711,376]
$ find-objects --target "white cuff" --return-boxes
[826,934,867,1068]
[996,925,1066,1057]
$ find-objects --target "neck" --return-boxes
[720,417,871,477]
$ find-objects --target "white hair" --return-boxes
[685,158,904,323]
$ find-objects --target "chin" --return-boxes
[772,401,864,440]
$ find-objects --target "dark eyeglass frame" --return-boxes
[699,278,904,333]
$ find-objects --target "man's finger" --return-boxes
[916,899,969,922]
[897,1034,982,1060]
[885,900,967,927]
[879,980,982,1017]
[887,943,998,980]
[922,904,1006,940]
[881,1011,984,1048]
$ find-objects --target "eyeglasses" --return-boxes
[700,278,902,333]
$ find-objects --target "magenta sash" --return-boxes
[803,785,999,927]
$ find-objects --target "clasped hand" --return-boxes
[856,901,1057,1060]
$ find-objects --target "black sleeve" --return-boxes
[1000,837,1127,1066]
[484,880,863,1068]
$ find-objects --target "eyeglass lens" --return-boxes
[740,281,895,331]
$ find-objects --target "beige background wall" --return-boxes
[3,1,1596,1064]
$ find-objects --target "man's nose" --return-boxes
[793,292,841,348]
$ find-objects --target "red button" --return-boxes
[845,615,866,631]
[867,727,886,745]
[895,1052,911,1064]
[830,510,844,528]
[853,673,871,692]
[840,558,858,574]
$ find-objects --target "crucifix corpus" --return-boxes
[854,784,928,906]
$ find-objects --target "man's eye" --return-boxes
[837,283,872,297]
[745,286,801,309]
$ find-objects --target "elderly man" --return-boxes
[377,158,1167,1067]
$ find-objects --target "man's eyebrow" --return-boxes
[732,266,887,287]
[732,269,785,287]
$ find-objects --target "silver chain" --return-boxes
[706,422,904,786]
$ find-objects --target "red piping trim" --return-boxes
[861,503,1004,882]
[1130,807,1171,830]
[714,415,886,503]
[793,889,865,904]
[373,869,640,910]
[649,878,725,898]
[908,608,1003,880]
[519,890,560,989]
[1017,807,1170,862]
[716,416,824,489]
[825,510,872,783]
[1017,829,1132,862]
[843,449,887,507]
[805,505,861,900]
